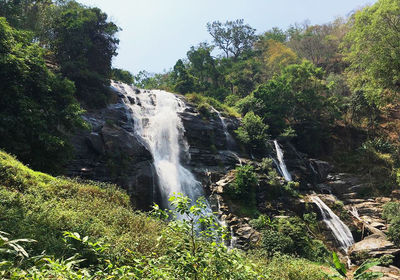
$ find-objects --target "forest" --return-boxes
[0,0,400,279]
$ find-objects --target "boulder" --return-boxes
[349,234,400,261]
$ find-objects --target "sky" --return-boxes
[78,0,376,75]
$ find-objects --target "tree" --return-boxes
[287,19,348,72]
[51,1,120,108]
[171,59,195,94]
[0,17,85,173]
[111,68,134,85]
[260,27,287,43]
[186,43,219,93]
[252,61,334,154]
[235,111,269,152]
[343,0,400,106]
[0,0,53,33]
[207,19,257,59]
[255,39,299,81]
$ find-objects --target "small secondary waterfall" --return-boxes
[311,196,355,252]
[212,107,236,150]
[273,140,292,181]
[212,107,241,167]
[117,82,207,209]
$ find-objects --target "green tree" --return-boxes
[0,0,53,33]
[235,111,269,152]
[343,0,400,106]
[112,68,134,85]
[171,59,195,93]
[260,27,287,43]
[51,1,120,108]
[207,19,257,59]
[0,17,84,173]
[186,43,219,94]
[227,165,258,197]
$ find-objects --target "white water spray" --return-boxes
[273,140,292,181]
[311,195,354,252]
[113,82,207,209]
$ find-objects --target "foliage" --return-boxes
[0,17,85,174]
[287,19,348,72]
[171,59,195,93]
[0,0,53,35]
[257,216,329,262]
[331,252,383,279]
[255,39,299,80]
[343,0,400,106]
[52,1,120,108]
[227,165,258,197]
[112,68,134,84]
[185,92,240,118]
[235,111,269,153]
[259,254,331,280]
[382,202,400,245]
[207,19,257,59]
[0,150,167,261]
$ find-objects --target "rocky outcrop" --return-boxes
[66,86,244,211]
[66,87,158,210]
[178,101,242,175]
[349,234,400,261]
[209,171,260,250]
[272,141,333,188]
[315,172,400,264]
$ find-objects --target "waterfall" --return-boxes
[273,140,292,181]
[115,82,207,209]
[311,195,354,252]
[212,107,236,150]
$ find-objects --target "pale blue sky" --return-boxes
[78,0,375,74]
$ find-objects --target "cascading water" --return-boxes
[212,107,242,166]
[273,140,292,181]
[311,195,354,252]
[212,107,236,150]
[113,82,207,210]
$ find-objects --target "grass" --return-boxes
[0,150,333,279]
[0,150,167,261]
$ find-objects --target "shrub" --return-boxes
[260,157,274,172]
[261,229,294,255]
[382,202,400,246]
[235,111,269,153]
[227,164,258,197]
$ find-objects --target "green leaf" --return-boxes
[332,252,347,277]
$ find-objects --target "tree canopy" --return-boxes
[0,17,84,173]
[343,0,400,106]
[207,19,257,59]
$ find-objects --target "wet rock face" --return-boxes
[275,141,333,188]
[65,88,157,210]
[66,88,242,211]
[178,102,241,172]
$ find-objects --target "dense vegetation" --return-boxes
[0,150,332,279]
[137,0,400,195]
[0,0,120,174]
[0,0,400,278]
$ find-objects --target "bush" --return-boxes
[258,216,329,262]
[227,164,258,197]
[260,254,331,280]
[235,111,269,153]
[382,202,400,245]
[261,229,294,255]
